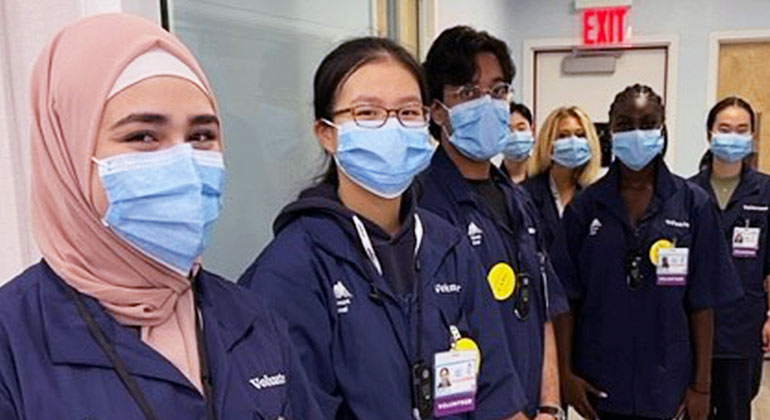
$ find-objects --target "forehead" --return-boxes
[510,111,530,124]
[557,114,582,129]
[335,57,420,105]
[714,105,752,124]
[472,52,503,85]
[613,95,663,119]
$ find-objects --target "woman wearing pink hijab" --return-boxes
[0,13,322,420]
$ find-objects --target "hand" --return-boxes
[562,371,607,420]
[677,388,710,420]
[762,318,770,352]
[505,412,529,420]
[511,412,530,420]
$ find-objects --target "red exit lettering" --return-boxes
[583,7,629,46]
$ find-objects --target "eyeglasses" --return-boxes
[448,82,512,102]
[332,104,430,129]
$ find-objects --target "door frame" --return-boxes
[522,34,679,165]
[706,29,770,108]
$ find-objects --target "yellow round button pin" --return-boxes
[487,262,516,301]
[455,337,481,373]
[649,239,673,265]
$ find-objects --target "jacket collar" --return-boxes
[39,261,192,389]
[692,163,761,209]
[588,158,679,228]
[427,146,479,205]
[299,206,462,302]
[39,261,259,390]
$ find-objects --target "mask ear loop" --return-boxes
[321,118,341,129]
[89,156,113,227]
[434,101,453,140]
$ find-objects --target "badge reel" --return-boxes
[412,361,433,420]
[626,253,644,291]
[514,273,530,320]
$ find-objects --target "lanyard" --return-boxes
[351,214,424,359]
[64,279,216,420]
[351,214,423,277]
[352,214,431,418]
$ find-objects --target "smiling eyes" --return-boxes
[122,129,218,144]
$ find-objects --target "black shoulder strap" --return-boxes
[64,285,160,420]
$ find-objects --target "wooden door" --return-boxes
[718,42,770,173]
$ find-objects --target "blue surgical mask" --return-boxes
[93,143,226,274]
[710,132,753,163]
[612,128,664,171]
[503,130,534,161]
[332,118,437,199]
[444,95,509,161]
[552,136,591,168]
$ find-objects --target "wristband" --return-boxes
[538,404,566,420]
[690,385,710,395]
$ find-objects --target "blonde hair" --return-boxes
[528,106,601,187]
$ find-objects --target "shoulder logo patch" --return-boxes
[467,222,483,246]
[333,281,353,314]
[589,218,602,236]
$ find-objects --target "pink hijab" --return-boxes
[29,14,220,392]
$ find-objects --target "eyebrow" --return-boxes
[350,96,423,106]
[111,113,220,129]
[350,96,384,105]
[111,113,169,129]
[190,114,220,126]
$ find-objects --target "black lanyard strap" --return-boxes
[65,278,217,420]
[64,285,161,420]
[192,276,217,420]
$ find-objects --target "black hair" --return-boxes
[700,96,756,170]
[313,37,428,184]
[423,25,515,139]
[608,83,668,156]
[510,102,533,125]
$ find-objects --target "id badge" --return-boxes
[733,227,760,258]
[433,349,478,417]
[656,247,688,286]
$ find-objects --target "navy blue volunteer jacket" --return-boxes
[239,183,525,420]
[552,159,742,418]
[418,148,569,417]
[0,261,323,420]
[522,171,572,251]
[690,166,770,359]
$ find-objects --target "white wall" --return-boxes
[0,0,160,284]
[171,0,374,279]
[436,0,511,38]
[435,0,770,176]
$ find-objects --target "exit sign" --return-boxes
[582,7,630,46]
